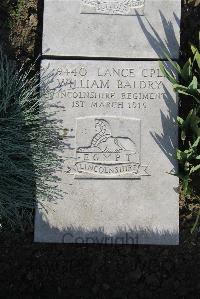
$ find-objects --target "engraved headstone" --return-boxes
[35,60,179,245]
[35,0,181,245]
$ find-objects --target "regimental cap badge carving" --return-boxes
[81,0,145,15]
[65,116,150,179]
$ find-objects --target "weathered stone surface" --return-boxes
[43,0,181,59]
[34,60,179,245]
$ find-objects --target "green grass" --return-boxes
[0,50,64,231]
[10,0,25,20]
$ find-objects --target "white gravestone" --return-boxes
[34,60,179,245]
[42,0,181,59]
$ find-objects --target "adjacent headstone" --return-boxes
[35,0,181,245]
[43,0,180,59]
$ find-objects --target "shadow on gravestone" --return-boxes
[136,10,180,60]
[136,10,179,171]
[35,215,179,245]
[150,85,178,169]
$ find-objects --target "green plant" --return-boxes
[177,110,200,191]
[1,0,26,30]
[186,0,200,7]
[10,0,25,20]
[0,50,63,231]
[160,41,200,232]
[159,44,200,102]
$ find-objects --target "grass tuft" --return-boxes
[0,50,64,231]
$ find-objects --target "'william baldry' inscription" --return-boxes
[44,66,166,110]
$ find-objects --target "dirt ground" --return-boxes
[0,0,200,298]
[0,231,199,298]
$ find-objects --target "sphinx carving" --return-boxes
[77,119,137,154]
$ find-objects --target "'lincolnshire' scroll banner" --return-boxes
[65,162,150,179]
